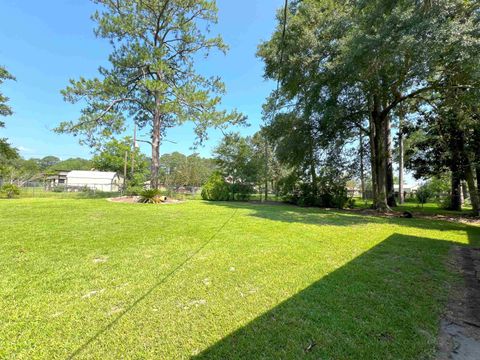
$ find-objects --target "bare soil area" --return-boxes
[437,247,480,359]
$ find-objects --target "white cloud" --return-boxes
[18,146,35,153]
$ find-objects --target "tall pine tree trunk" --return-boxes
[151,97,162,189]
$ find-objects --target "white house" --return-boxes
[394,184,419,194]
[66,171,124,192]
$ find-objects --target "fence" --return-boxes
[0,179,205,200]
[0,179,122,199]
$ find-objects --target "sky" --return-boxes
[0,0,282,160]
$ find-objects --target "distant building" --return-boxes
[46,171,69,189]
[394,185,419,194]
[65,171,124,192]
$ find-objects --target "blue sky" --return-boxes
[0,0,282,160]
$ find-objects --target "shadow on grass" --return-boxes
[206,201,480,237]
[205,201,386,227]
[193,233,472,359]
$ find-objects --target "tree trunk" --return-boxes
[359,131,366,200]
[474,128,480,200]
[151,99,162,189]
[465,163,480,216]
[398,115,405,204]
[369,117,377,204]
[450,168,462,211]
[385,115,396,207]
[447,117,463,211]
[370,97,389,211]
[461,181,467,205]
[309,137,317,195]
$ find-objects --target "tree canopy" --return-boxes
[0,66,18,165]
[56,0,245,188]
[258,0,480,212]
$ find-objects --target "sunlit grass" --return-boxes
[0,198,478,359]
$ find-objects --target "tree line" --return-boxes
[253,0,480,214]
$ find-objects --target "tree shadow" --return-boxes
[193,233,477,359]
[206,201,480,238]
[205,201,387,227]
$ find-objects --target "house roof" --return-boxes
[67,171,120,180]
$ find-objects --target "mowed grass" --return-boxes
[1,199,479,359]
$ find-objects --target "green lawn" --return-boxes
[1,198,479,359]
[353,198,474,217]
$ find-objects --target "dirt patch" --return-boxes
[437,247,480,359]
[108,196,183,204]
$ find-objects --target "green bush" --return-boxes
[201,172,231,201]
[1,184,21,199]
[276,176,349,209]
[346,197,356,209]
[416,185,432,207]
[126,186,144,196]
[231,183,254,201]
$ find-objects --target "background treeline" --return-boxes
[250,0,480,214]
[0,136,216,192]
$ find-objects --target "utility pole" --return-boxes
[124,150,128,191]
[131,123,137,176]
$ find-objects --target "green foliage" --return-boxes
[201,172,230,201]
[35,156,61,170]
[55,0,245,187]
[159,152,216,188]
[1,184,20,198]
[0,66,18,166]
[346,198,356,209]
[126,185,144,196]
[231,183,255,201]
[214,133,259,185]
[277,173,350,209]
[139,189,162,204]
[0,158,41,185]
[47,158,92,172]
[416,185,433,207]
[258,0,480,210]
[92,137,149,181]
[0,65,15,117]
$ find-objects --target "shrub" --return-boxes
[276,175,349,209]
[1,184,21,199]
[346,197,356,209]
[231,183,254,201]
[139,189,162,204]
[201,172,230,201]
[416,185,432,207]
[126,186,144,196]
